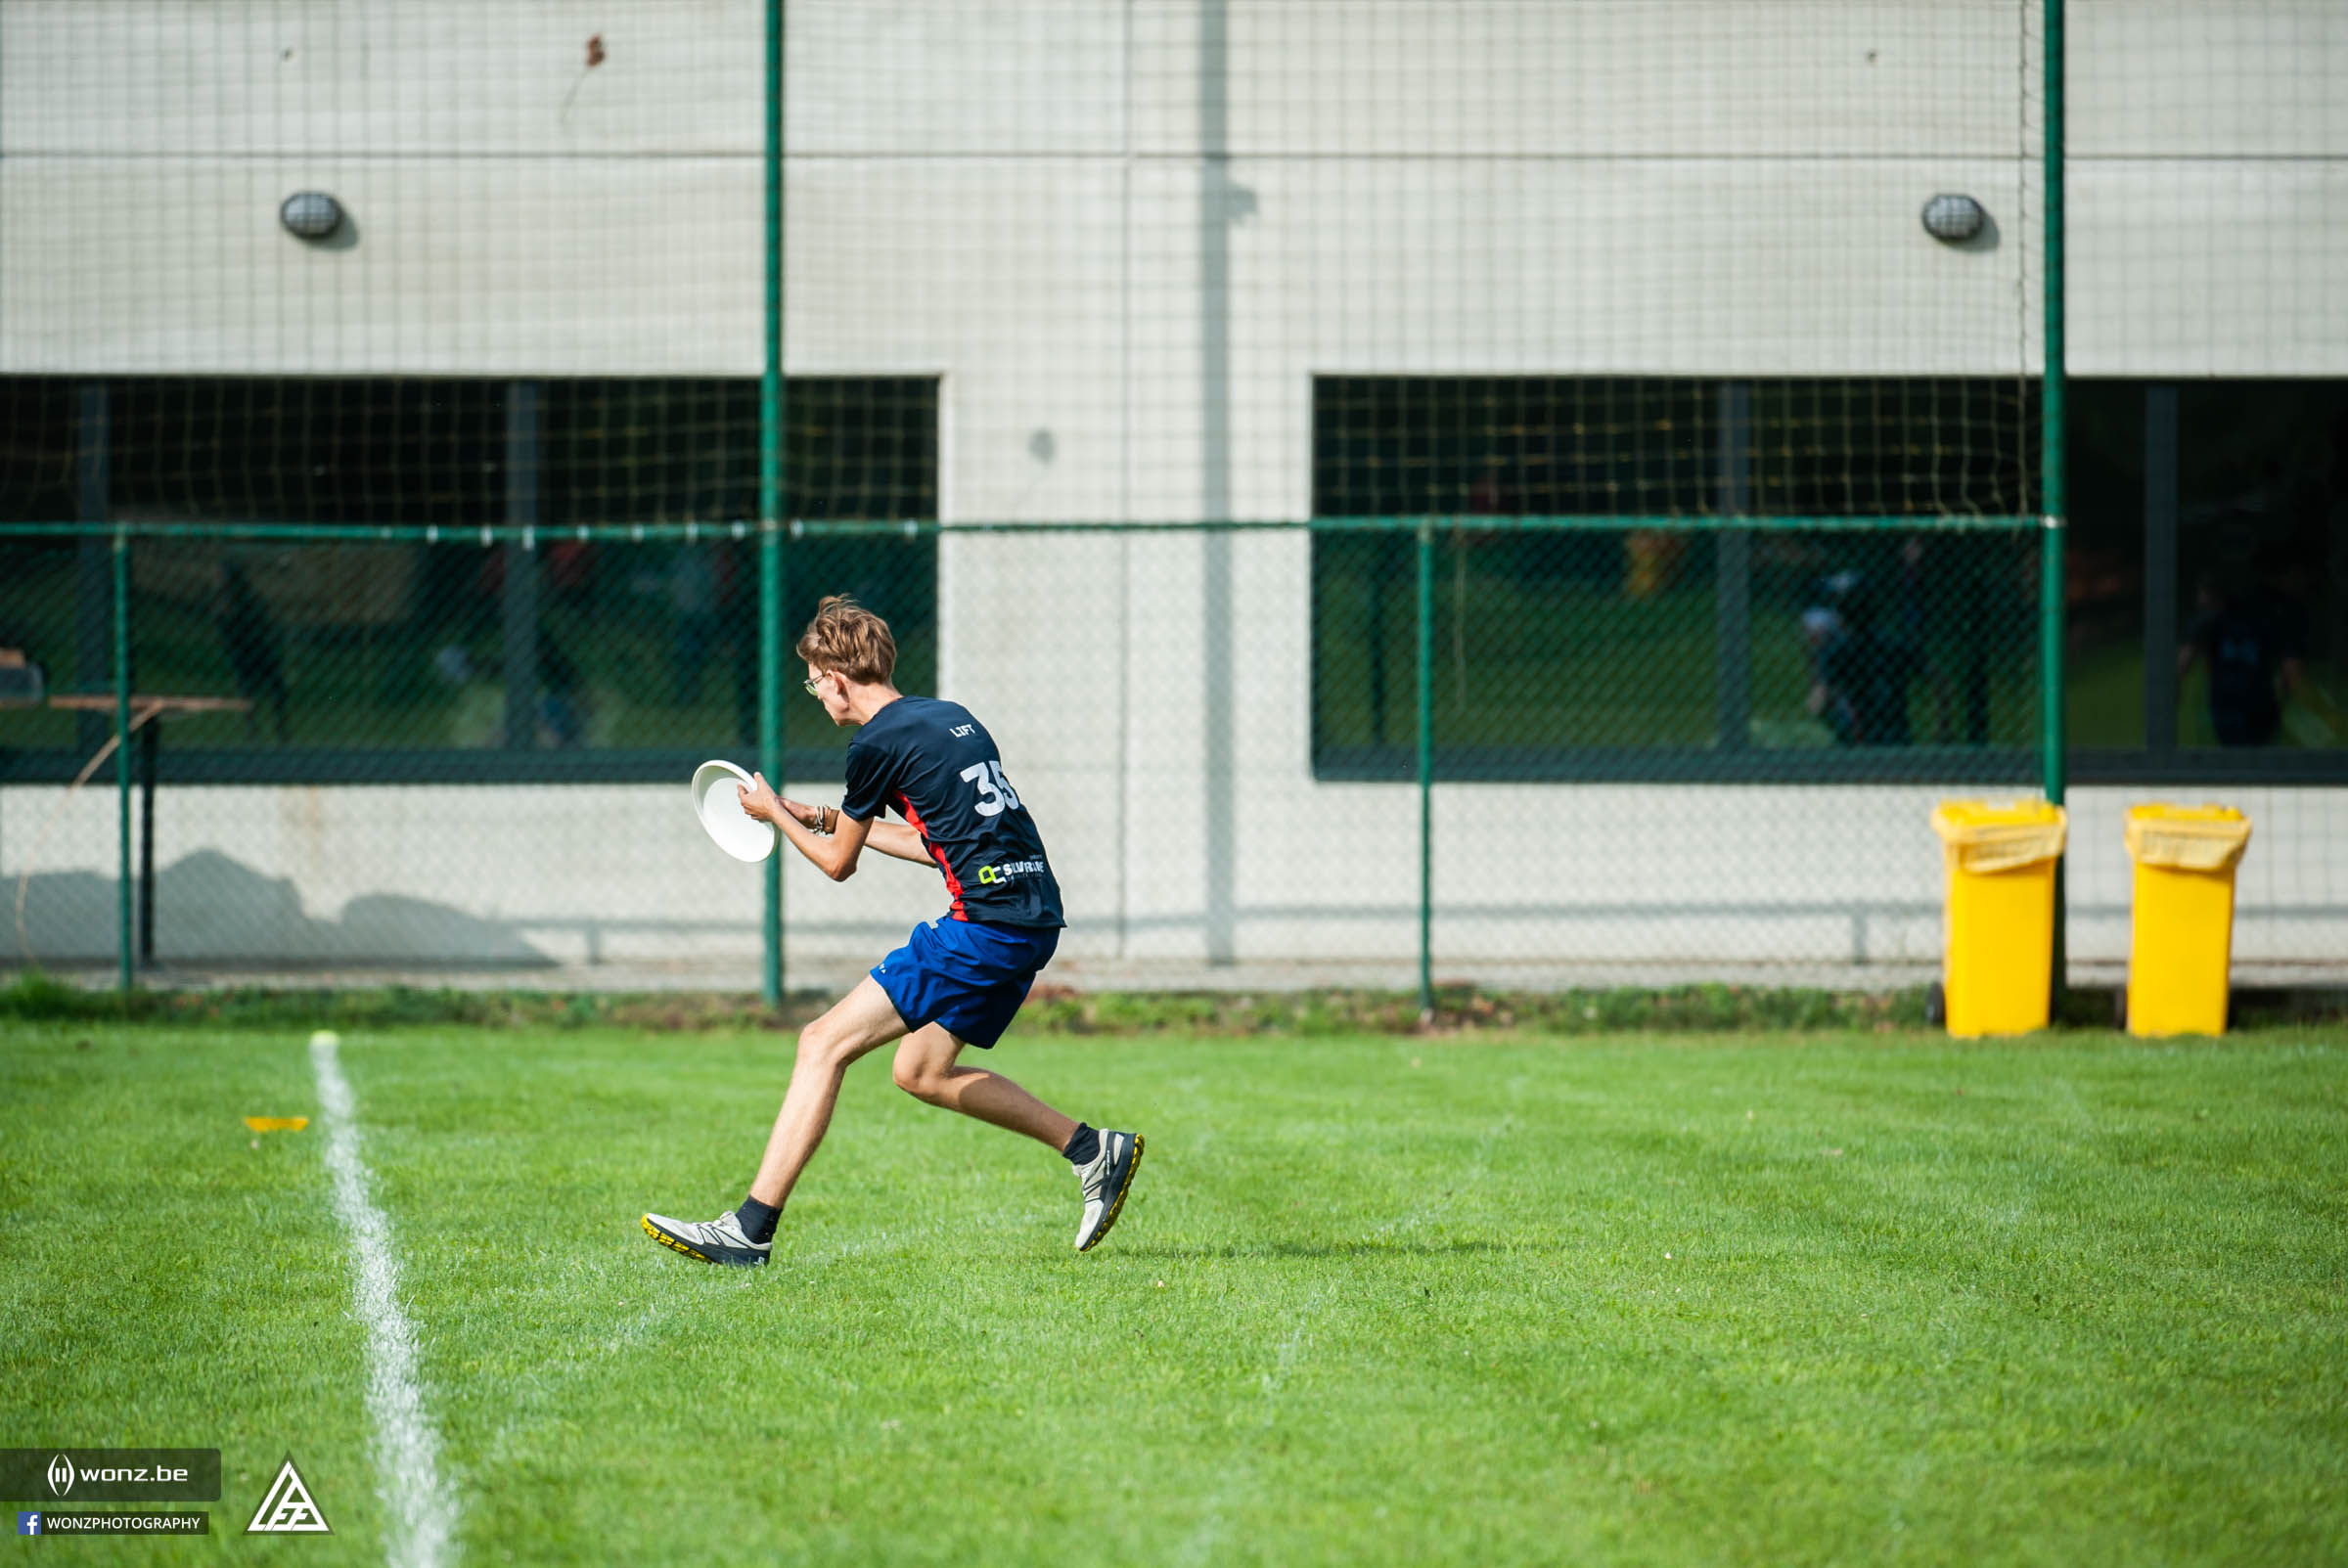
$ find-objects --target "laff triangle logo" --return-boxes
[246,1456,333,1535]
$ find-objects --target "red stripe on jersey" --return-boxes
[893,791,967,920]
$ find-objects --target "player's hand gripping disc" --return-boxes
[691,759,777,862]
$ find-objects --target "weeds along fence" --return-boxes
[3,2,2345,997]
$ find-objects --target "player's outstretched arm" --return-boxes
[860,817,935,866]
[740,771,868,881]
[755,784,930,869]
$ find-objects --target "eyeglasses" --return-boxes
[803,675,830,698]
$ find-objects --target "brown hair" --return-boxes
[794,594,897,684]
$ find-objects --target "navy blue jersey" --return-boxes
[840,696,1064,928]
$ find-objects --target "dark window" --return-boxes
[2067,380,2348,777]
[0,376,937,782]
[1311,376,2042,783]
[1314,376,2036,521]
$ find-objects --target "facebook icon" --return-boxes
[18,1511,38,1536]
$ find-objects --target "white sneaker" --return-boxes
[642,1208,772,1267]
[1071,1130,1144,1252]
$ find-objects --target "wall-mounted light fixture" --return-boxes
[279,191,344,242]
[1920,193,1987,244]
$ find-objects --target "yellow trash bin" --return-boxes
[1930,800,2068,1037]
[2124,805,2251,1038]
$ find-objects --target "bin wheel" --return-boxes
[1925,981,1946,1029]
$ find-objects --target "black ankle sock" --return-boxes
[1061,1123,1100,1166]
[736,1196,780,1244]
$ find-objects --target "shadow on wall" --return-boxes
[13,849,551,967]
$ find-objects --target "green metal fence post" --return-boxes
[2041,0,2068,1009]
[1416,518,1435,1018]
[113,528,132,994]
[758,0,787,1008]
[760,533,783,1006]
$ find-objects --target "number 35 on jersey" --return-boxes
[960,760,1023,816]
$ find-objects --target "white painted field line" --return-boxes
[1178,1289,1327,1567]
[311,1031,459,1568]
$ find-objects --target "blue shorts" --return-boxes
[871,918,1061,1050]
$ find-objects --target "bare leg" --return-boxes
[746,977,910,1208]
[891,1024,1078,1152]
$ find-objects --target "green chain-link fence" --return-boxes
[3,503,2044,1000]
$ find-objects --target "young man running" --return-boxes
[643,595,1143,1267]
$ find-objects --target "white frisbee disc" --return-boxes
[690,759,777,863]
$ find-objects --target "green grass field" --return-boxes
[4,1019,2345,1565]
